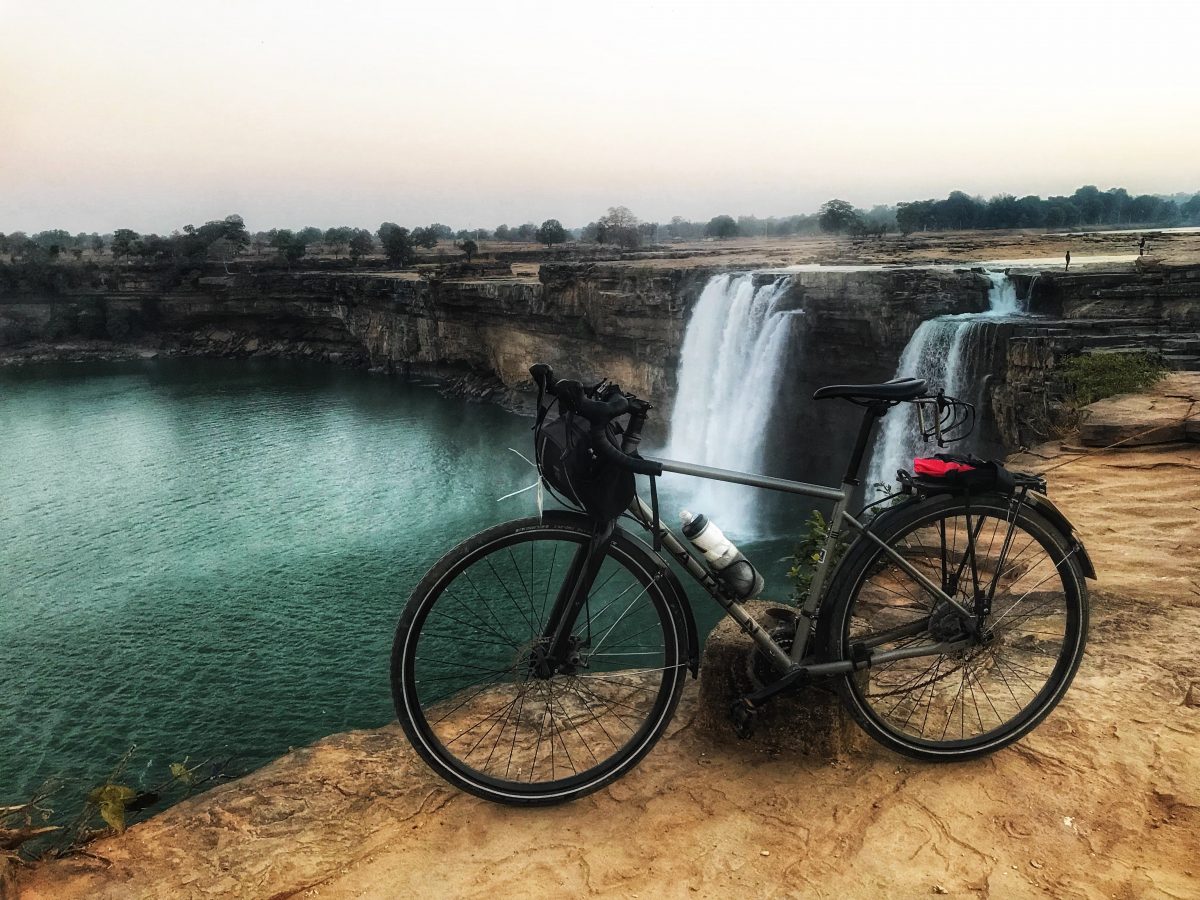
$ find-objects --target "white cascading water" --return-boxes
[664,273,802,538]
[866,271,1024,488]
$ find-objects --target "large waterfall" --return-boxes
[866,271,1024,489]
[664,273,802,538]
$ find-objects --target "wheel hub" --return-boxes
[928,601,970,642]
[527,636,583,679]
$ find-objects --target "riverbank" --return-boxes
[14,378,1199,899]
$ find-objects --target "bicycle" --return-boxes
[391,363,1094,805]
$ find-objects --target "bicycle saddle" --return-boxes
[812,377,926,402]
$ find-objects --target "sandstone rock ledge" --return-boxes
[1078,372,1200,446]
[14,444,1200,900]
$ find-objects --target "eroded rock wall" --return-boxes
[0,264,985,414]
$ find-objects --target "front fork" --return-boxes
[532,519,615,677]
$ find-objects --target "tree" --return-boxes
[494,224,512,241]
[111,228,140,261]
[597,206,641,249]
[91,234,106,254]
[984,194,1022,230]
[933,191,982,230]
[1016,195,1047,228]
[32,229,72,251]
[1071,185,1105,225]
[348,229,374,262]
[514,222,537,242]
[296,226,323,247]
[458,239,479,262]
[1103,187,1131,225]
[269,229,307,265]
[1182,194,1200,224]
[818,199,863,234]
[535,219,566,247]
[411,226,439,250]
[378,222,415,266]
[1127,194,1162,223]
[324,226,353,257]
[198,215,250,254]
[705,214,738,239]
[137,234,175,262]
[4,231,29,259]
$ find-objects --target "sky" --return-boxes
[2,0,1198,234]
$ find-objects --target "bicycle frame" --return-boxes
[542,400,980,684]
[625,459,973,675]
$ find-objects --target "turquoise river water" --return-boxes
[1,360,813,807]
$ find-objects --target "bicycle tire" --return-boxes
[821,493,1089,761]
[391,513,687,806]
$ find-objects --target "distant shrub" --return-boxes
[1059,351,1167,407]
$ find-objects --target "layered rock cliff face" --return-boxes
[0,266,708,408]
[4,261,1196,464]
[0,263,986,411]
[994,265,1200,446]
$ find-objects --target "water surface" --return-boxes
[0,359,804,807]
[0,360,544,801]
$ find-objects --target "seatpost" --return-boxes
[843,401,889,486]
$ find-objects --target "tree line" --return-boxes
[3,185,1197,267]
[0,217,574,267]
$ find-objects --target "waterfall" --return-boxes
[866,271,1022,489]
[984,270,1022,315]
[664,273,802,538]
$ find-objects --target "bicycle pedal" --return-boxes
[730,699,757,740]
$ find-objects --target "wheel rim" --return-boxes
[844,504,1082,750]
[401,528,679,795]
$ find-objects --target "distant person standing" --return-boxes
[1065,250,1071,271]
[1139,235,1146,256]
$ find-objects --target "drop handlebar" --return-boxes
[529,364,663,477]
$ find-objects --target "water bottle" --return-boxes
[679,510,764,599]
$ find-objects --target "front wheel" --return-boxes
[822,494,1089,761]
[391,514,687,805]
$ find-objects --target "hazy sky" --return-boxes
[2,0,1197,233]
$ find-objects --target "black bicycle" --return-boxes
[391,364,1093,805]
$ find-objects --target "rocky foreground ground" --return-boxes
[10,379,1200,900]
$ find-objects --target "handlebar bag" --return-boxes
[534,403,635,520]
[911,453,1016,495]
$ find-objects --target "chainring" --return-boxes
[745,623,797,690]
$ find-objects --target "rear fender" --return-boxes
[865,489,1097,581]
[1025,492,1098,580]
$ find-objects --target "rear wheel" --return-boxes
[823,494,1088,761]
[391,515,686,805]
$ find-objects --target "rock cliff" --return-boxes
[0,263,984,412]
[4,261,1198,462]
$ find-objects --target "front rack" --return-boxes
[912,390,975,447]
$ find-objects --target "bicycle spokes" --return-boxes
[848,508,1075,744]
[403,530,677,789]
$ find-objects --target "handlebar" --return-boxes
[530,364,663,477]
